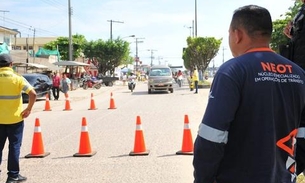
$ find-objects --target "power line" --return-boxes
[0,15,61,37]
[41,0,66,12]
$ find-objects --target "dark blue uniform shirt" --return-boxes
[193,48,305,183]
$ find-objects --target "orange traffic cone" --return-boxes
[73,117,96,157]
[25,118,50,158]
[63,94,72,111]
[176,115,194,155]
[129,116,149,156]
[88,93,97,110]
[108,92,116,109]
[43,93,52,111]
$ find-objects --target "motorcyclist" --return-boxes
[128,72,136,81]
[127,72,136,91]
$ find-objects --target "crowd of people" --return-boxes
[50,72,71,100]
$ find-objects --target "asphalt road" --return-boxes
[1,81,210,183]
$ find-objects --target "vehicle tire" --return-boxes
[170,88,174,93]
[148,89,152,94]
[83,84,88,90]
[132,84,135,91]
[94,84,102,89]
[108,82,113,87]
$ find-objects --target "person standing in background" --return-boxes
[192,68,199,94]
[52,72,61,100]
[0,53,37,183]
[283,0,305,69]
[61,73,71,98]
[177,70,183,87]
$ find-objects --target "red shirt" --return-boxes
[52,76,61,87]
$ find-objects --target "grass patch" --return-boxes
[198,80,211,89]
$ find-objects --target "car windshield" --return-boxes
[23,75,37,85]
[150,68,171,76]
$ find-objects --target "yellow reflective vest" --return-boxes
[0,67,33,124]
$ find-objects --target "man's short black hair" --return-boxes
[0,63,10,67]
[231,5,272,39]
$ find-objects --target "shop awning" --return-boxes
[53,61,89,66]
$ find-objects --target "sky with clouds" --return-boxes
[2,0,295,67]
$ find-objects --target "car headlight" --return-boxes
[149,79,154,82]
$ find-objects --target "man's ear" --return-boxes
[234,28,243,44]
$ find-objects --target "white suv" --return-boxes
[147,65,174,94]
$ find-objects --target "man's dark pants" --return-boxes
[52,86,60,100]
[0,121,24,177]
[194,81,199,93]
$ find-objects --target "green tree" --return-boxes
[84,38,130,75]
[44,34,87,61]
[183,37,222,74]
[270,1,302,52]
[271,19,291,52]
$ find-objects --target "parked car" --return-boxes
[22,73,53,102]
[147,65,174,94]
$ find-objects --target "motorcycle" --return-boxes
[128,78,136,92]
[82,76,103,90]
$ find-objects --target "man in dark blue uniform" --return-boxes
[193,5,305,183]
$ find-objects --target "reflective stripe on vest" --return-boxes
[0,94,21,100]
[297,127,305,138]
[22,85,30,92]
[198,123,228,144]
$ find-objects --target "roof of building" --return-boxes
[0,26,20,35]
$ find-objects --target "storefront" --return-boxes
[53,61,90,90]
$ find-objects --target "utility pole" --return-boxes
[184,25,192,37]
[147,49,157,66]
[192,20,195,37]
[212,59,215,76]
[30,27,36,62]
[26,37,29,64]
[195,0,197,37]
[107,20,124,41]
[0,10,9,26]
[222,47,226,63]
[135,37,144,72]
[68,0,73,61]
[158,56,163,65]
[0,10,9,42]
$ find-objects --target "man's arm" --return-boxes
[21,89,37,118]
[296,138,305,175]
[296,108,305,175]
[193,134,226,183]
[193,72,241,183]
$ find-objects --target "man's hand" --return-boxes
[21,108,31,118]
[283,21,292,39]
[22,89,37,118]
